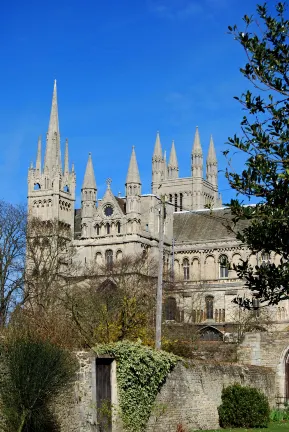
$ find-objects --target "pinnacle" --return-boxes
[36,136,41,172]
[126,146,141,184]
[207,135,217,163]
[169,140,178,168]
[82,153,97,189]
[192,126,202,155]
[64,138,69,175]
[44,80,61,172]
[153,131,162,158]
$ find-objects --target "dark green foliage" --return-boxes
[0,337,77,432]
[218,383,270,428]
[226,2,289,306]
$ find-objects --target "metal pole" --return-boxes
[155,195,165,350]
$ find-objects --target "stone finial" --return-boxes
[192,126,203,155]
[64,138,69,176]
[153,131,162,159]
[168,140,178,168]
[82,153,97,190]
[36,136,41,172]
[207,135,217,164]
[126,146,141,184]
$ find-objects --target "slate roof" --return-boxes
[173,208,250,243]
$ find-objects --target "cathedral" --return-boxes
[27,82,289,337]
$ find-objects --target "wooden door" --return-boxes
[95,358,112,432]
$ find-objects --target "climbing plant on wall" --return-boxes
[93,340,178,432]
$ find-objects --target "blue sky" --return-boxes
[0,0,260,207]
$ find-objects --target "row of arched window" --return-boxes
[180,255,229,281]
[95,222,121,236]
[164,296,224,323]
[95,249,123,267]
[169,193,183,212]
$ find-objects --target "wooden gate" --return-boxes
[95,358,113,432]
[286,352,289,401]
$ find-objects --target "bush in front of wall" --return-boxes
[218,383,270,428]
[94,340,178,432]
[0,336,77,432]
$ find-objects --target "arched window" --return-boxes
[95,224,100,235]
[106,223,110,234]
[205,296,214,320]
[63,185,69,193]
[174,194,178,212]
[34,183,41,190]
[117,222,121,234]
[105,250,113,269]
[219,255,229,278]
[169,194,172,203]
[180,193,183,211]
[165,297,177,321]
[183,258,190,280]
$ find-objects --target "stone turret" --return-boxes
[206,135,218,188]
[168,140,178,180]
[191,126,203,178]
[152,131,164,193]
[126,146,141,215]
[81,153,97,232]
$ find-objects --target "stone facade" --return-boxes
[54,352,275,432]
[27,82,289,335]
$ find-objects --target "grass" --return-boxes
[193,421,289,432]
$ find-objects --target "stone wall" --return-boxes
[146,362,275,432]
[238,331,289,399]
[54,352,275,432]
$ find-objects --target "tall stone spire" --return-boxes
[206,135,218,187]
[126,146,141,184]
[207,134,217,163]
[168,140,178,179]
[126,147,141,215]
[44,80,61,173]
[153,131,162,158]
[36,136,41,172]
[82,153,97,190]
[191,126,203,178]
[152,131,164,192]
[64,138,69,176]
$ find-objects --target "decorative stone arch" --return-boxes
[276,345,289,402]
[199,325,223,341]
[204,254,215,280]
[191,257,201,281]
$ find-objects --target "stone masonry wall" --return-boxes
[146,362,275,432]
[238,331,289,399]
[53,352,275,432]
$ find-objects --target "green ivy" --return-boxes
[93,341,178,432]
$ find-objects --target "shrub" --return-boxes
[270,406,289,422]
[218,383,270,428]
[0,336,77,432]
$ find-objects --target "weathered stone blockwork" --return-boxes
[238,331,289,399]
[54,352,275,432]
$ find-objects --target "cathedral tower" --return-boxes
[27,80,75,235]
[191,127,204,209]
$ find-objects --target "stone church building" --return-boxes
[27,82,289,339]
